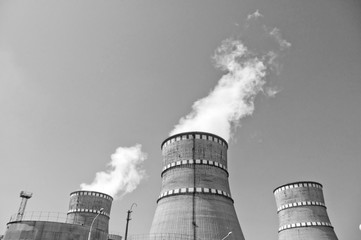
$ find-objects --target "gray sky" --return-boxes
[1,1,361,239]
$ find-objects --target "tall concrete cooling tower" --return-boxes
[66,190,113,233]
[150,132,245,240]
[273,181,338,240]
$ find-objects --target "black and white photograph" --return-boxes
[1,1,360,240]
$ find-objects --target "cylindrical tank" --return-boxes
[273,181,338,240]
[150,132,245,240]
[66,190,113,233]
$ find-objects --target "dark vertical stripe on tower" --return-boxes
[192,134,197,240]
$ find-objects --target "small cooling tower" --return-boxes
[4,190,118,240]
[150,132,245,240]
[273,181,338,240]
[66,190,113,233]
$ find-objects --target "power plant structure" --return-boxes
[273,181,338,240]
[150,131,245,240]
[2,136,341,240]
[66,190,113,234]
[3,190,121,240]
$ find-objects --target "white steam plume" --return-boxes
[170,39,267,141]
[170,11,291,141]
[247,9,263,20]
[269,27,292,50]
[265,86,282,98]
[80,144,146,198]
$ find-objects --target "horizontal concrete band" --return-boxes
[274,182,322,194]
[278,221,333,232]
[67,208,110,217]
[162,132,227,149]
[70,191,113,200]
[277,201,326,212]
[157,188,233,203]
[162,159,228,175]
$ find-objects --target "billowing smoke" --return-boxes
[170,40,266,141]
[80,144,146,198]
[170,10,290,141]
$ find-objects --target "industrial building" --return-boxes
[3,190,121,240]
[2,131,339,240]
[274,181,338,240]
[150,132,245,240]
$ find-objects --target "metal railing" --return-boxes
[8,211,69,223]
[128,233,202,240]
[8,212,121,236]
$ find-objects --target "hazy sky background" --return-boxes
[1,1,361,239]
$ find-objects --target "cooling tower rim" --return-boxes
[70,190,113,201]
[273,181,323,193]
[161,131,228,149]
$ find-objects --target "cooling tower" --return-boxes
[273,181,338,240]
[150,132,245,240]
[66,190,113,233]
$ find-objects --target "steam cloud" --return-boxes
[170,11,290,141]
[80,144,146,198]
[247,9,263,20]
[80,10,289,198]
[269,27,292,50]
[170,40,266,141]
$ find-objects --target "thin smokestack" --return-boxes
[80,144,146,198]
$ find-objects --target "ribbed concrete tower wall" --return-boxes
[274,181,338,240]
[66,190,113,233]
[150,132,245,240]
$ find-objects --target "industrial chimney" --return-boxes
[150,132,245,240]
[273,181,338,240]
[66,190,113,233]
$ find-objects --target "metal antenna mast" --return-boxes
[16,191,33,221]
[124,203,137,240]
